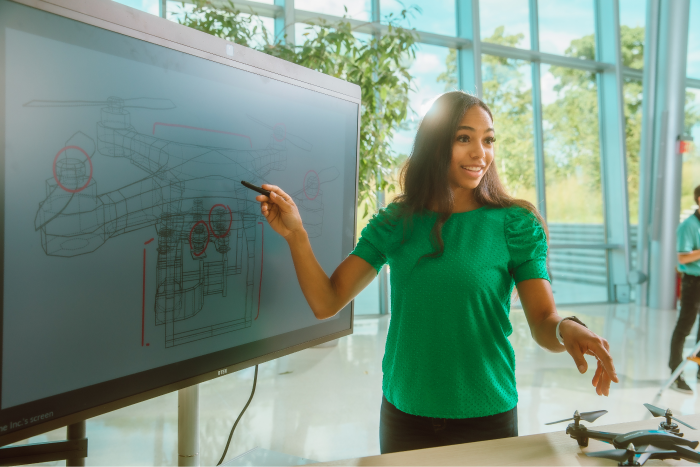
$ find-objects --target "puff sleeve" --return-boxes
[350,203,402,273]
[505,207,550,284]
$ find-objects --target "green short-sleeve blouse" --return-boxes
[351,203,550,419]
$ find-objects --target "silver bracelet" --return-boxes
[556,316,588,345]
[556,319,565,345]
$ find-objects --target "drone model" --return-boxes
[547,403,700,465]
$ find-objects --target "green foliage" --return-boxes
[620,25,646,69]
[533,26,700,223]
[557,26,700,223]
[481,28,536,203]
[543,32,601,223]
[176,0,270,47]
[437,49,458,90]
[176,0,417,212]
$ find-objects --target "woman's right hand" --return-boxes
[256,184,305,240]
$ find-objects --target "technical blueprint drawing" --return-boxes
[28,96,339,348]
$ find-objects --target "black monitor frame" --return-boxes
[0,0,360,446]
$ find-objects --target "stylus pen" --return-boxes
[241,180,271,197]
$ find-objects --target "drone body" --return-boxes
[548,404,700,465]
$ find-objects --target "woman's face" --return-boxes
[447,105,495,192]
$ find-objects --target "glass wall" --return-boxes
[380,0,456,36]
[682,89,700,216]
[688,0,700,80]
[619,0,645,233]
[541,63,607,303]
[541,64,602,224]
[295,0,371,20]
[113,0,700,307]
[624,79,643,225]
[685,1,700,220]
[480,0,530,49]
[482,57,536,205]
[113,0,159,15]
[537,0,595,56]
[391,44,455,157]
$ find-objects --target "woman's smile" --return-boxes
[460,164,485,178]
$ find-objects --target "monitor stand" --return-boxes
[0,420,87,466]
[179,384,200,466]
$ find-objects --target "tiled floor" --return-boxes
[13,304,700,465]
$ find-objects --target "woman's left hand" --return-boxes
[559,320,619,396]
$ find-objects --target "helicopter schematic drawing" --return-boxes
[28,96,339,348]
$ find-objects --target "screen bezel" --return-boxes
[0,0,360,446]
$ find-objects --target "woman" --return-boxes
[255,92,618,454]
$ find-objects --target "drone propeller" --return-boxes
[644,403,697,430]
[247,115,313,151]
[545,409,608,425]
[23,97,176,110]
[587,443,676,465]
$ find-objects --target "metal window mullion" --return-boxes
[274,0,294,45]
[647,0,691,309]
[456,0,482,97]
[594,0,632,303]
[635,0,660,306]
[529,0,547,220]
[371,0,389,315]
[480,42,612,71]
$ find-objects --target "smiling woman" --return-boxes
[395,93,546,258]
[254,90,619,456]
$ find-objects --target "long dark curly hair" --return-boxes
[393,91,547,259]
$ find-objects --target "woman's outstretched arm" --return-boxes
[256,184,377,319]
[517,278,619,396]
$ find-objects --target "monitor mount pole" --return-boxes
[178,384,200,466]
[0,420,87,466]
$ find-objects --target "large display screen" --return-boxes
[0,0,358,438]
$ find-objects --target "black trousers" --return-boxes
[379,395,518,455]
[669,274,700,371]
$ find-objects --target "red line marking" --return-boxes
[52,145,93,193]
[303,170,320,201]
[144,238,154,245]
[208,204,233,238]
[256,222,264,320]
[188,220,210,256]
[142,248,146,347]
[272,123,286,142]
[152,122,252,148]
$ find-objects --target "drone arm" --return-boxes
[672,445,700,463]
[584,430,619,443]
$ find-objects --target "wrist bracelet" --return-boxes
[556,316,588,345]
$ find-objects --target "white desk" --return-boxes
[317,415,700,466]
